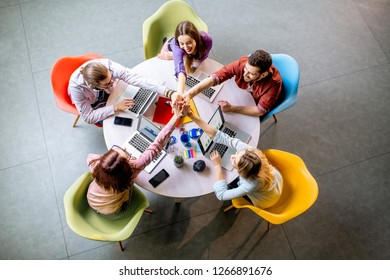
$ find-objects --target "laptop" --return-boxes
[122,116,166,173]
[123,84,158,117]
[184,71,224,102]
[197,106,251,171]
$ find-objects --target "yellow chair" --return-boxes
[224,149,318,232]
[142,0,208,59]
[64,172,152,251]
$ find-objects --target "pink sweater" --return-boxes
[86,123,175,214]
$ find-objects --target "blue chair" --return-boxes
[260,54,300,123]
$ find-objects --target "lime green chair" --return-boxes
[225,149,318,232]
[142,0,208,59]
[63,172,152,251]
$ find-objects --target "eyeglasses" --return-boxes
[111,145,132,160]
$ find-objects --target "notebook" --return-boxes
[122,116,166,173]
[122,84,158,117]
[197,106,251,171]
[185,71,224,102]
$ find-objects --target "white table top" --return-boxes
[103,57,260,198]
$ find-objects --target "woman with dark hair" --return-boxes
[186,109,283,209]
[86,106,182,217]
[158,20,213,98]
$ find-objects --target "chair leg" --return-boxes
[266,222,270,232]
[224,204,235,212]
[272,115,278,122]
[118,241,124,252]
[73,115,80,127]
[144,209,153,213]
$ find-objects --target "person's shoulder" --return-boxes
[200,30,211,38]
[270,64,282,82]
[239,55,249,63]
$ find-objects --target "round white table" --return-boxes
[103,57,260,198]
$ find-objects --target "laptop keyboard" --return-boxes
[222,127,237,138]
[129,88,153,114]
[210,127,237,158]
[186,76,216,99]
[211,143,228,158]
[129,133,163,163]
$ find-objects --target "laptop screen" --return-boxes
[198,107,224,153]
[138,116,160,142]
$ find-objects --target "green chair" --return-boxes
[63,172,152,251]
[142,0,208,59]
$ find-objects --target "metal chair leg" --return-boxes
[73,115,80,127]
[118,241,124,251]
[266,222,270,232]
[272,115,278,122]
[224,204,235,212]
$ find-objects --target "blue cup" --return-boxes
[189,128,203,139]
[180,133,192,148]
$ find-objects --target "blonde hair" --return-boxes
[80,62,109,88]
[237,148,274,190]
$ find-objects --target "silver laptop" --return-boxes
[197,106,251,171]
[123,84,158,117]
[185,71,224,102]
[122,116,166,173]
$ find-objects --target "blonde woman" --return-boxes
[186,109,282,209]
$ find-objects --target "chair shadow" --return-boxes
[167,202,240,259]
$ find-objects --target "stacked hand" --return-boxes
[171,92,190,116]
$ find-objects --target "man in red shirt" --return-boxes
[184,50,282,117]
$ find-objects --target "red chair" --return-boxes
[51,53,104,127]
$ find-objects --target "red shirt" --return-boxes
[213,56,282,112]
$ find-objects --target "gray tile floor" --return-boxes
[0,0,389,260]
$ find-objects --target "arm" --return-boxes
[132,107,181,170]
[109,60,167,95]
[218,100,264,117]
[69,86,115,124]
[185,76,214,101]
[186,109,217,138]
[213,179,255,201]
[210,151,224,181]
[177,72,186,96]
[87,153,101,171]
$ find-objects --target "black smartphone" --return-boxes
[114,116,133,127]
[149,169,169,188]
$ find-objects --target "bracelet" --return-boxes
[164,89,175,100]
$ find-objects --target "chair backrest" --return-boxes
[50,53,103,114]
[233,149,318,225]
[260,54,300,122]
[63,172,150,242]
[142,0,208,59]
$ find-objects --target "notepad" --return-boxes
[152,96,199,126]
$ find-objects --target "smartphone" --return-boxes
[149,169,169,188]
[114,116,133,127]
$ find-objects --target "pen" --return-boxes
[165,140,170,150]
